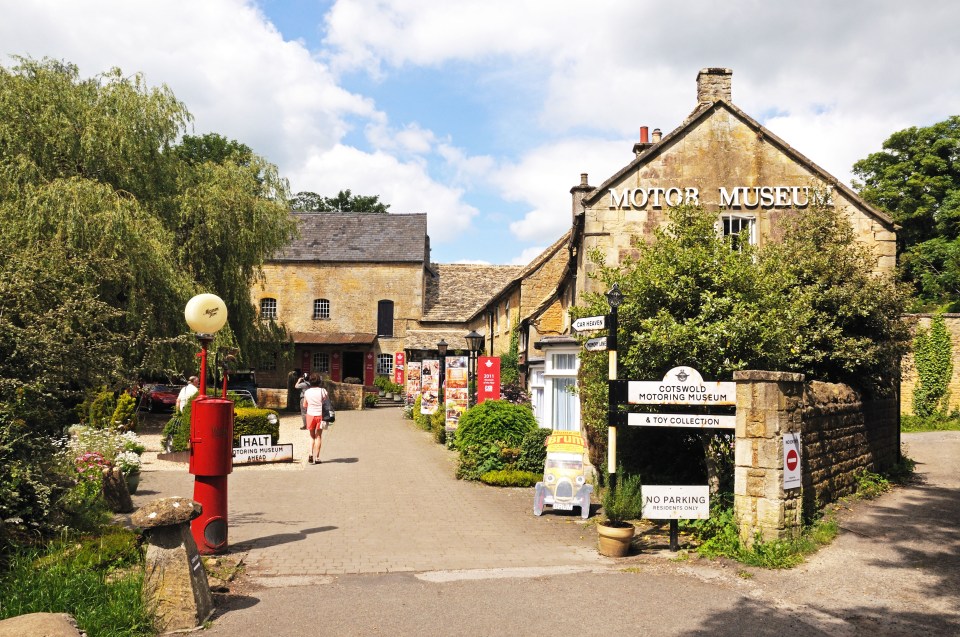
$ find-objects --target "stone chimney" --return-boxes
[570,173,594,219]
[697,68,732,105]
[652,128,662,143]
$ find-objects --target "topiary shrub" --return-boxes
[517,427,551,473]
[233,407,280,446]
[109,393,138,432]
[453,400,537,451]
[453,400,538,480]
[479,469,541,487]
[87,389,117,429]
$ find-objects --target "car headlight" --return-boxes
[576,475,585,485]
[545,474,555,483]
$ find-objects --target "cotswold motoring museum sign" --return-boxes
[608,185,834,210]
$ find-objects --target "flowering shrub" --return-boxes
[113,451,142,474]
[120,431,145,455]
[75,451,110,481]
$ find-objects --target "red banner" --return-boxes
[331,352,341,382]
[394,352,405,386]
[301,351,311,373]
[477,356,501,403]
[364,352,375,386]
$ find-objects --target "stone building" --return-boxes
[517,68,900,432]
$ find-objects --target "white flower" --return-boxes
[114,450,142,473]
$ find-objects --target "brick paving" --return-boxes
[134,407,602,580]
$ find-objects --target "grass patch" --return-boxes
[901,414,960,432]
[0,527,153,636]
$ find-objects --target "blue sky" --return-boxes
[4,1,960,265]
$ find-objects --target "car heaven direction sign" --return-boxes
[572,315,606,332]
[584,336,608,352]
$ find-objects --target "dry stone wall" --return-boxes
[733,371,899,545]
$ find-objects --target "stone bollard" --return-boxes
[0,612,82,637]
[131,497,213,632]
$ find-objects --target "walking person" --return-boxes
[302,372,329,464]
[295,372,310,429]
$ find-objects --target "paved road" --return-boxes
[134,414,960,636]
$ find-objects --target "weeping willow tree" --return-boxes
[0,57,297,380]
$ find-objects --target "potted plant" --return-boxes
[597,470,643,557]
[114,450,143,494]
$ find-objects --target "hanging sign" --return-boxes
[477,356,501,403]
[572,315,606,332]
[627,366,735,405]
[420,360,440,414]
[783,433,802,490]
[444,356,469,430]
[627,412,735,429]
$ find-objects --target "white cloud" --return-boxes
[499,139,631,242]
[287,145,478,243]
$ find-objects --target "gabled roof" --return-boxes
[582,99,895,228]
[421,264,523,322]
[273,212,429,263]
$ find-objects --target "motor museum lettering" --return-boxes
[608,186,834,210]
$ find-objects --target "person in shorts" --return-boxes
[301,372,329,464]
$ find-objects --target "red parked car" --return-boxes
[142,384,180,412]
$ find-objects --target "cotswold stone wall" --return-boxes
[734,371,899,545]
[899,314,960,415]
[800,382,899,511]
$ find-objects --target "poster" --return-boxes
[406,361,422,404]
[477,356,501,403]
[534,432,592,518]
[444,355,469,430]
[420,360,440,414]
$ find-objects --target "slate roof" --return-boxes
[421,264,524,322]
[274,212,428,263]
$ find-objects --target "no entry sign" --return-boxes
[783,433,801,490]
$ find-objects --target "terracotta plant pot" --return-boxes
[597,522,635,557]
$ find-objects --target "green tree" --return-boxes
[0,57,297,375]
[289,189,390,213]
[576,203,910,474]
[853,116,960,308]
[912,314,954,417]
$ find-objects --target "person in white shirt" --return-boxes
[176,376,199,412]
[301,372,329,464]
[294,373,310,429]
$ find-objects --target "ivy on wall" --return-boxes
[912,314,954,417]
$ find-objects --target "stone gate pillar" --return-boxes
[733,370,804,547]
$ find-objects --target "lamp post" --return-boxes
[184,293,233,555]
[465,330,484,407]
[605,283,623,492]
[437,339,448,403]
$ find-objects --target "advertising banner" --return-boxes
[533,431,592,518]
[330,352,342,382]
[444,355,469,430]
[394,352,405,387]
[406,361,422,404]
[420,360,440,414]
[364,352,375,386]
[477,356,501,403]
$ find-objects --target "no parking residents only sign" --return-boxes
[233,435,293,465]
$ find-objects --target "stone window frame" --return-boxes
[260,297,277,320]
[376,353,394,376]
[313,298,330,320]
[312,352,330,373]
[259,353,278,371]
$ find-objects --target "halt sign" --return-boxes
[783,433,801,490]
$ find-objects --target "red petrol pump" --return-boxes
[184,294,233,555]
